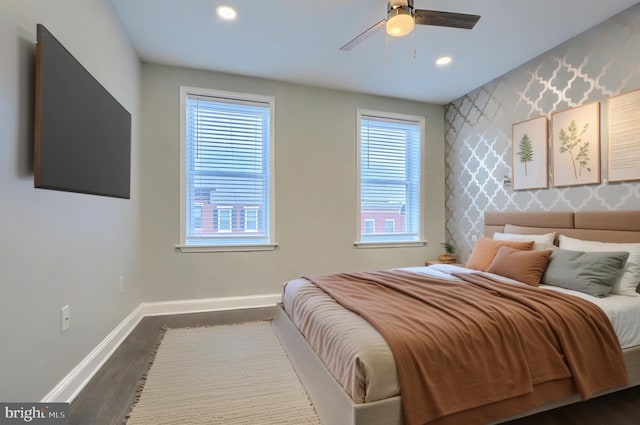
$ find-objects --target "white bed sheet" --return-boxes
[413,264,640,349]
[541,285,640,349]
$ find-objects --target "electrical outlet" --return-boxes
[60,305,71,333]
[119,275,125,293]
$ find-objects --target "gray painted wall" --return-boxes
[445,4,640,262]
[0,0,141,401]
[139,63,446,301]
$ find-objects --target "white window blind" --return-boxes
[357,111,423,245]
[180,88,275,249]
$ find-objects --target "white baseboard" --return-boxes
[140,293,281,317]
[40,304,146,403]
[41,293,281,403]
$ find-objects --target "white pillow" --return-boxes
[558,234,640,297]
[493,232,556,251]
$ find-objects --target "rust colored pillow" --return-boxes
[487,245,553,286]
[465,236,534,271]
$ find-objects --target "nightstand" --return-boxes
[425,260,463,267]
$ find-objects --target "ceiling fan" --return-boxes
[340,0,480,51]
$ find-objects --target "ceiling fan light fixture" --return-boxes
[216,5,237,21]
[386,7,414,37]
[436,56,452,66]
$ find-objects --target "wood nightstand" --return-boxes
[425,260,463,267]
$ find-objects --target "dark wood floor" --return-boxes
[70,307,640,425]
[502,385,640,425]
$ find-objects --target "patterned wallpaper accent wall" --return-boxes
[445,4,640,261]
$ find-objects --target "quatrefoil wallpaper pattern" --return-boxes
[444,4,640,261]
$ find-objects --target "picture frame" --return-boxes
[608,88,640,183]
[512,115,548,190]
[551,102,600,187]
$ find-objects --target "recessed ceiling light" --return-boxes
[216,5,237,20]
[436,56,452,66]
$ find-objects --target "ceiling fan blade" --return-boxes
[340,19,386,51]
[414,10,480,29]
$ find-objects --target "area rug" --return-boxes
[125,321,320,425]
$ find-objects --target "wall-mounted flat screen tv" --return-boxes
[34,24,131,199]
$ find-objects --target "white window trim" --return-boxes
[354,241,428,249]
[178,243,279,253]
[354,109,427,248]
[176,86,277,253]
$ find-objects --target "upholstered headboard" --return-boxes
[484,211,640,244]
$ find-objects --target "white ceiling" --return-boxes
[110,0,639,105]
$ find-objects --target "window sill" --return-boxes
[175,243,279,253]
[353,240,428,249]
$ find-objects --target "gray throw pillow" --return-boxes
[541,248,629,297]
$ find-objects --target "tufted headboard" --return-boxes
[484,211,640,244]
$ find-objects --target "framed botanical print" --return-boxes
[512,115,548,190]
[551,102,601,187]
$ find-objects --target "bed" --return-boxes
[271,210,640,425]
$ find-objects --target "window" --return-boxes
[179,87,276,251]
[364,219,375,234]
[192,205,203,229]
[244,207,259,232]
[384,219,396,233]
[216,207,233,232]
[356,110,425,246]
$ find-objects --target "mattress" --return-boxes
[281,264,640,405]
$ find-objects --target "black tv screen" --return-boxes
[34,24,131,199]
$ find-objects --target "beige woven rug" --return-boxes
[125,321,320,425]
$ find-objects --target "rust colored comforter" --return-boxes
[305,270,627,425]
